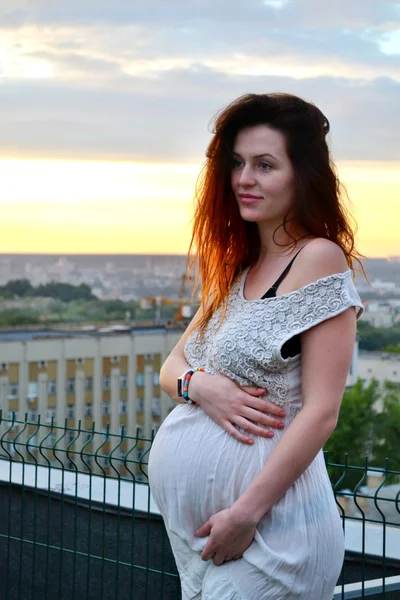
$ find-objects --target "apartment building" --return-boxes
[0,324,361,430]
[0,324,185,477]
[358,350,400,386]
[0,324,185,438]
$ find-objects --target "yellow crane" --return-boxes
[140,273,194,321]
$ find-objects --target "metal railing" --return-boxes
[0,413,399,599]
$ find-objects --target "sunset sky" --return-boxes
[1,0,399,258]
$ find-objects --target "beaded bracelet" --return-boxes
[183,367,205,406]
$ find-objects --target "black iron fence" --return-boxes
[0,414,399,599]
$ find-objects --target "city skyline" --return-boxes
[1,1,399,257]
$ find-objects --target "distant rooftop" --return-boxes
[0,320,187,342]
[359,350,400,360]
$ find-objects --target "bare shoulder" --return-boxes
[294,238,349,288]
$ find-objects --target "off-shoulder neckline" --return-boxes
[239,266,352,303]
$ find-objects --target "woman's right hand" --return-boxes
[188,372,286,445]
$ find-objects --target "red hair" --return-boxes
[186,93,365,339]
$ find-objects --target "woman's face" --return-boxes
[230,124,296,227]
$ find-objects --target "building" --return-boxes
[0,323,361,431]
[357,350,400,386]
[0,323,185,440]
[0,323,186,478]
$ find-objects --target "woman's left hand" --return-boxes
[194,508,257,565]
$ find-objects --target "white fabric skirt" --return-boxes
[148,403,344,599]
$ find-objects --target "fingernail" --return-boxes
[278,422,285,429]
[267,431,274,437]
[280,410,286,417]
[248,438,254,444]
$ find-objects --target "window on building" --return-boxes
[102,402,110,416]
[137,398,144,413]
[152,397,161,417]
[84,431,92,443]
[136,448,144,461]
[67,431,75,444]
[102,456,110,468]
[120,400,127,415]
[28,409,38,422]
[66,405,75,419]
[66,378,75,394]
[46,408,56,423]
[84,403,92,417]
[8,383,19,399]
[144,353,153,360]
[120,374,128,389]
[85,377,93,392]
[47,380,57,395]
[136,373,144,387]
[102,376,110,391]
[153,372,160,386]
[27,381,38,399]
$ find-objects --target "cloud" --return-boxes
[1,0,398,29]
[1,2,399,84]
[0,0,399,162]
[1,68,399,162]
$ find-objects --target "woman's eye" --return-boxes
[232,159,242,169]
[259,162,272,171]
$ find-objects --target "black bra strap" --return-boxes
[264,246,305,296]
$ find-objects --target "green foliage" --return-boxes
[0,279,95,302]
[325,378,400,490]
[0,279,33,299]
[357,320,400,352]
[373,381,400,468]
[34,282,96,302]
[383,344,400,353]
[325,379,378,464]
[0,309,41,326]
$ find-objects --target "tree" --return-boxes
[372,381,400,473]
[357,320,400,352]
[325,378,400,490]
[383,344,400,354]
[324,379,379,490]
[0,279,33,298]
[0,309,41,326]
[34,282,96,302]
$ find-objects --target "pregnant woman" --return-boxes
[148,93,364,599]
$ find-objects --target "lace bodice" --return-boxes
[184,268,364,407]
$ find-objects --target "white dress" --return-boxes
[148,268,364,600]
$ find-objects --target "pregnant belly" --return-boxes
[148,404,278,536]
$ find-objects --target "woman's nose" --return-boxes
[239,165,256,186]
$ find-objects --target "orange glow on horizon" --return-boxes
[1,158,399,258]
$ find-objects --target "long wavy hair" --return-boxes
[186,93,365,339]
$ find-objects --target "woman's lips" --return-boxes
[239,194,263,205]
